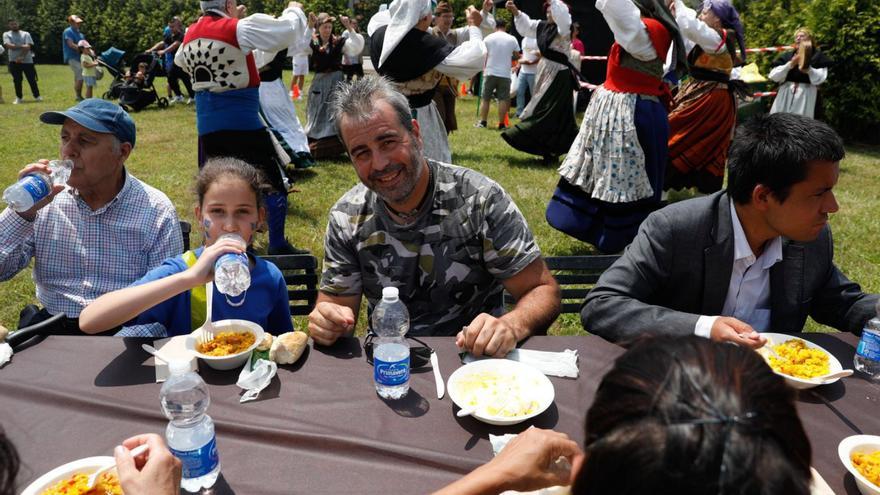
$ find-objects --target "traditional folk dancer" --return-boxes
[428,0,497,135]
[305,12,365,159]
[290,23,312,99]
[176,0,308,255]
[256,46,316,170]
[368,0,487,164]
[769,27,831,119]
[550,0,686,254]
[664,0,748,194]
[500,0,581,166]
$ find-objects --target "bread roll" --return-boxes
[270,331,308,364]
[257,332,274,352]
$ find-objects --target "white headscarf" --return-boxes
[369,0,433,69]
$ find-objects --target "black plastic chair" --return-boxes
[262,254,319,317]
[180,220,192,252]
[7,312,67,352]
[502,255,622,314]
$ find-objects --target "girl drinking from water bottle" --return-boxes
[80,157,293,337]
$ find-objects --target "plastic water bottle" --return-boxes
[2,160,73,212]
[372,287,410,399]
[213,233,250,297]
[854,300,880,379]
[160,360,221,492]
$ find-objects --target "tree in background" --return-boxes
[735,0,880,142]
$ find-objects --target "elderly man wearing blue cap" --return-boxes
[0,99,183,335]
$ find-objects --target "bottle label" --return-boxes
[216,252,249,269]
[20,174,50,203]
[375,356,410,386]
[856,329,880,361]
[170,435,219,479]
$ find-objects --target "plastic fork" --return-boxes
[197,281,215,347]
[85,443,149,489]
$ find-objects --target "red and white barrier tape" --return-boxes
[745,46,794,53]
[751,91,778,97]
[580,55,608,61]
[580,81,600,91]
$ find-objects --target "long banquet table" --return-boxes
[2,333,877,494]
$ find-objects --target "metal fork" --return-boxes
[197,282,215,347]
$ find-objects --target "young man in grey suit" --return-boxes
[581,112,878,348]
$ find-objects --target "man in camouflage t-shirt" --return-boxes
[309,76,560,357]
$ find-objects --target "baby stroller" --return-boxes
[99,47,127,100]
[119,52,169,112]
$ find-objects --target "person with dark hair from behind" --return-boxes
[0,430,180,495]
[433,336,813,495]
[581,112,878,347]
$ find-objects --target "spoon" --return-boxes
[86,443,149,489]
[810,369,854,383]
[141,343,174,363]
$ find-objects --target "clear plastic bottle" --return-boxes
[213,233,250,297]
[372,287,410,399]
[2,159,73,212]
[159,360,221,492]
[854,300,880,379]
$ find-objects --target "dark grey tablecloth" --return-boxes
[2,333,877,494]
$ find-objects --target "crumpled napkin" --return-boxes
[489,433,572,495]
[0,342,12,367]
[462,348,579,378]
[236,358,277,403]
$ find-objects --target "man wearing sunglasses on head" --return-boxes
[309,76,561,357]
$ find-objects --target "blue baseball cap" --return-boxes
[40,98,136,148]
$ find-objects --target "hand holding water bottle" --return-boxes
[3,159,72,220]
[183,234,247,287]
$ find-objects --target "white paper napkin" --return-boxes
[152,335,198,383]
[0,342,12,367]
[489,433,572,495]
[463,348,579,378]
[237,358,277,403]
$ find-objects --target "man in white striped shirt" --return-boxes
[0,99,183,334]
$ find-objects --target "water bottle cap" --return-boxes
[168,359,191,375]
[382,287,399,302]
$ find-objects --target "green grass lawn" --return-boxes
[1,64,878,335]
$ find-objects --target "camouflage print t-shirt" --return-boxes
[321,160,541,336]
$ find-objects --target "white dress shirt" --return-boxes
[695,201,783,337]
[595,0,657,62]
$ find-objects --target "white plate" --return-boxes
[20,456,116,495]
[758,333,844,389]
[447,359,555,426]
[838,435,880,495]
[185,319,264,370]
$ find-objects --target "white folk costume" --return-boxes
[768,49,830,119]
[368,0,487,164]
[175,1,307,253]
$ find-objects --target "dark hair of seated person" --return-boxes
[573,336,812,495]
[0,427,19,495]
[726,112,844,205]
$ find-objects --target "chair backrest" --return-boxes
[262,254,319,317]
[180,221,192,252]
[503,255,621,314]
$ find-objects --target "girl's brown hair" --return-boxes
[196,157,269,209]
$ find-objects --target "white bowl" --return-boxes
[20,456,116,495]
[838,435,880,495]
[447,358,555,426]
[758,333,845,389]
[185,319,264,370]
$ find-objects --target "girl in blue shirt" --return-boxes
[80,158,293,337]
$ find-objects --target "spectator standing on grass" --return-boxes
[0,99,182,335]
[78,40,98,99]
[309,77,561,357]
[515,35,539,118]
[147,17,194,104]
[3,19,41,104]
[477,19,519,130]
[62,15,85,101]
[428,0,497,136]
[0,43,5,103]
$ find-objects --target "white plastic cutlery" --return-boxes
[85,443,149,489]
[430,351,445,399]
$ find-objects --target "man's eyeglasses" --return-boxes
[363,333,433,369]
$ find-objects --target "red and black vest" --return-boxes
[603,18,672,106]
[179,15,260,92]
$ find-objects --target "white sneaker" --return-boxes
[13,98,22,104]
[35,96,43,102]
[185,97,193,105]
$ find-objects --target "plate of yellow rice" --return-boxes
[757,333,844,389]
[839,435,880,495]
[185,319,264,370]
[20,456,122,495]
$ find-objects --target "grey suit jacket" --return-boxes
[581,191,878,343]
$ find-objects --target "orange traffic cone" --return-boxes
[291,83,301,100]
[503,114,510,127]
[460,83,468,96]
